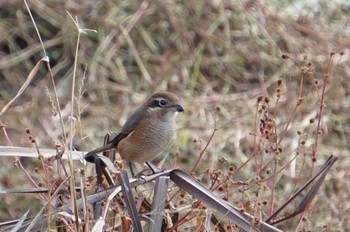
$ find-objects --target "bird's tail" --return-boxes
[84,143,115,163]
[84,132,126,163]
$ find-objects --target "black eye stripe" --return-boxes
[149,99,168,108]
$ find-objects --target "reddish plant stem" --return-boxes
[278,72,304,146]
[165,201,202,232]
[190,128,218,174]
[313,55,333,158]
[236,102,262,176]
[269,157,278,215]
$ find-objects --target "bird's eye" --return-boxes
[159,99,167,107]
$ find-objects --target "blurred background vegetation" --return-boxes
[0,0,349,231]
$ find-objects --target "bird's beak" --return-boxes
[175,104,184,112]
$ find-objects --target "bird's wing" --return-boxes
[119,105,148,135]
[84,105,148,163]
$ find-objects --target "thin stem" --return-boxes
[190,128,218,174]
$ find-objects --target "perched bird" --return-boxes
[84,91,184,169]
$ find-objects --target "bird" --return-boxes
[84,91,184,172]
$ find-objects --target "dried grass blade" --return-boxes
[0,188,48,194]
[0,146,81,160]
[92,217,105,232]
[149,176,169,232]
[118,170,143,231]
[10,209,30,232]
[99,155,120,174]
[8,184,121,231]
[266,154,339,224]
[0,57,47,117]
[169,170,253,231]
[20,176,71,232]
[169,170,282,232]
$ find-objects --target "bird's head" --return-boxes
[146,91,184,120]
